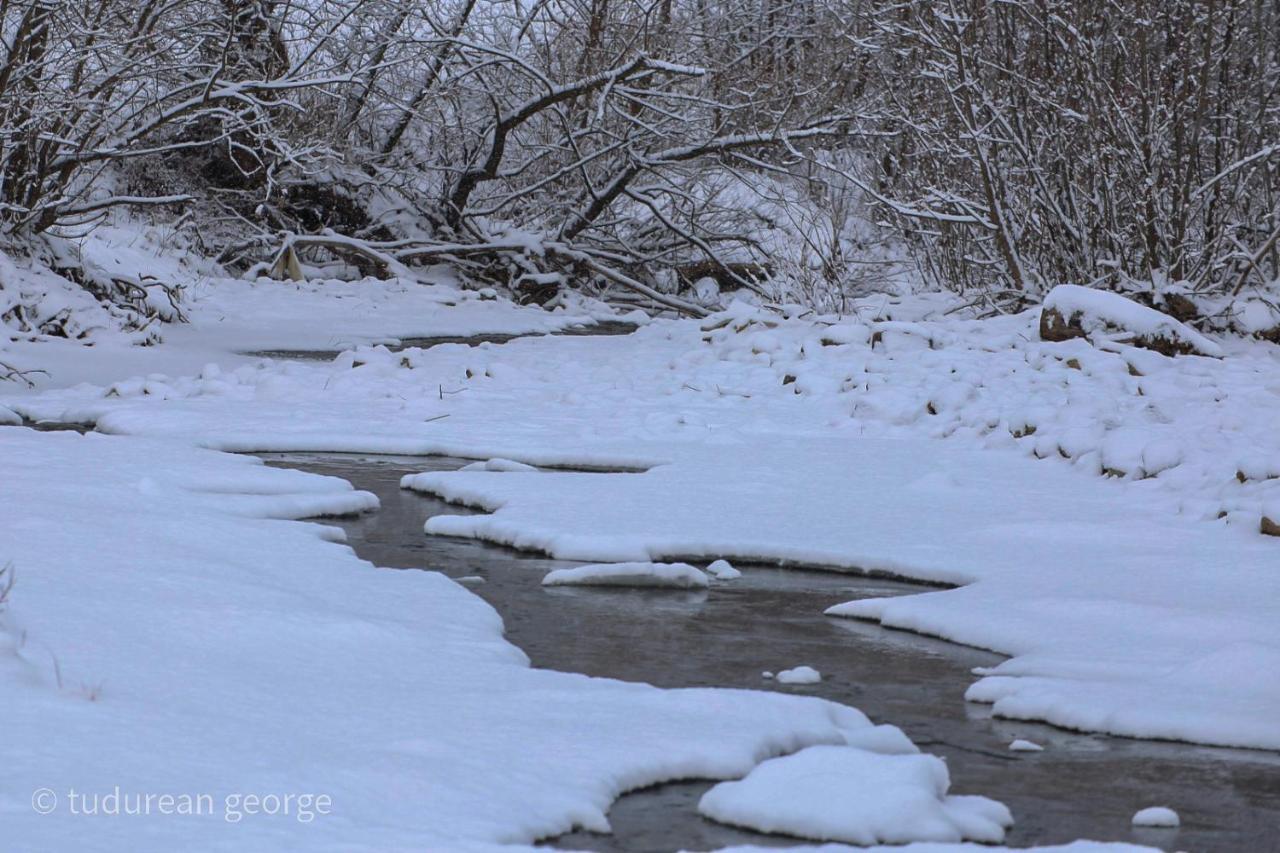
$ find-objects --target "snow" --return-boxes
[1131,806,1180,828]
[776,666,823,685]
[697,745,1013,845]
[7,290,1280,756]
[460,457,540,472]
[721,840,1152,845]
[0,427,923,850]
[1043,285,1224,357]
[3,245,605,391]
[1009,739,1045,752]
[708,558,742,579]
[541,561,709,588]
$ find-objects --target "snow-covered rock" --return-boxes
[1131,806,1180,828]
[1040,284,1223,357]
[541,561,709,588]
[697,745,1013,845]
[707,558,742,579]
[776,666,822,685]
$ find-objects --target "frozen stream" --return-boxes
[264,451,1280,853]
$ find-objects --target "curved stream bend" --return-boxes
[265,452,1280,853]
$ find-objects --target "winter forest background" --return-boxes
[2,0,1280,346]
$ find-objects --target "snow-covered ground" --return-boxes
[4,273,1277,848]
[2,227,616,392]
[2,427,986,851]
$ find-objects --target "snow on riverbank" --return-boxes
[6,294,1280,753]
[404,437,1280,748]
[2,426,967,850]
[2,267,611,392]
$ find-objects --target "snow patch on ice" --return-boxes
[777,666,822,685]
[1131,806,1180,828]
[542,561,709,588]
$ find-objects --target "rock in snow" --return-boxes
[698,745,1013,845]
[1040,284,1223,357]
[1262,509,1280,538]
[541,561,709,588]
[776,665,822,685]
[1131,806,1180,828]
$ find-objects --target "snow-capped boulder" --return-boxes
[1040,284,1223,357]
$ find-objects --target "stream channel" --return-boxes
[263,450,1280,853]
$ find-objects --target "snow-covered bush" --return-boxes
[0,0,1277,324]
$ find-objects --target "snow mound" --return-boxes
[708,559,742,579]
[1041,284,1223,357]
[541,561,709,588]
[697,745,1012,845]
[1009,739,1044,752]
[460,457,538,472]
[777,665,822,685]
[1131,806,1180,828]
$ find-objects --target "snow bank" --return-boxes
[9,289,1280,752]
[1041,284,1223,357]
[542,561,709,588]
[0,428,947,850]
[716,843,1154,852]
[401,438,1280,749]
[698,745,1012,845]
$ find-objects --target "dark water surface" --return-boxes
[263,452,1280,853]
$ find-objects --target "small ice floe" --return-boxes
[707,559,742,580]
[775,665,822,685]
[1008,739,1044,752]
[541,562,708,589]
[1132,806,1180,828]
[454,575,486,585]
[761,671,775,680]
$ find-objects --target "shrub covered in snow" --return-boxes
[1040,285,1223,357]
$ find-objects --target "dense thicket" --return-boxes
[1,0,1277,319]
